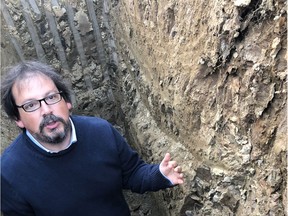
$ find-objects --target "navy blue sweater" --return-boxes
[1,115,172,216]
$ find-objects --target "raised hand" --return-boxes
[159,153,184,185]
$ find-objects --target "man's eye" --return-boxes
[24,101,37,109]
[46,94,57,101]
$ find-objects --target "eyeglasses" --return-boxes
[16,92,63,112]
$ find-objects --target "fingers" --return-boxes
[160,153,185,185]
[176,167,184,184]
[173,166,184,185]
[166,155,182,173]
[162,153,171,164]
[168,160,177,168]
[177,176,184,184]
[160,153,171,168]
[174,166,182,173]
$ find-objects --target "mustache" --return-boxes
[40,114,65,131]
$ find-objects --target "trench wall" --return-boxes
[1,0,287,215]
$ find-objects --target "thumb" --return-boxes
[161,153,171,166]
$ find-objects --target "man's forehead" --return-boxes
[12,73,56,97]
[15,73,52,87]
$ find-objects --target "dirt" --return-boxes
[1,0,287,215]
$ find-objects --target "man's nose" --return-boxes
[40,100,53,114]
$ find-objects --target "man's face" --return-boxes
[12,73,72,146]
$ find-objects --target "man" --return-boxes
[1,61,184,216]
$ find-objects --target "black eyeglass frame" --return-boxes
[16,92,63,112]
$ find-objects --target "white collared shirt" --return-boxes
[26,118,77,153]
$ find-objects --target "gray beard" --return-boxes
[34,114,71,145]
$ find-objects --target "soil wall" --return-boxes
[1,0,287,215]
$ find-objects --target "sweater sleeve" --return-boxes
[110,125,173,194]
[1,176,35,216]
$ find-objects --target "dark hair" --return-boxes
[1,61,73,120]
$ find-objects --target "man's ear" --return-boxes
[67,102,72,110]
[15,119,24,128]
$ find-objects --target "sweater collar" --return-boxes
[26,117,77,153]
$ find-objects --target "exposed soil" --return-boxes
[1,0,287,215]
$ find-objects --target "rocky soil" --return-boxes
[1,0,287,215]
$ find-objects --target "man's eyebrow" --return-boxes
[21,90,59,104]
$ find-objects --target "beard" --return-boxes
[34,114,71,145]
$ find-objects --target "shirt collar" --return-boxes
[26,118,77,153]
